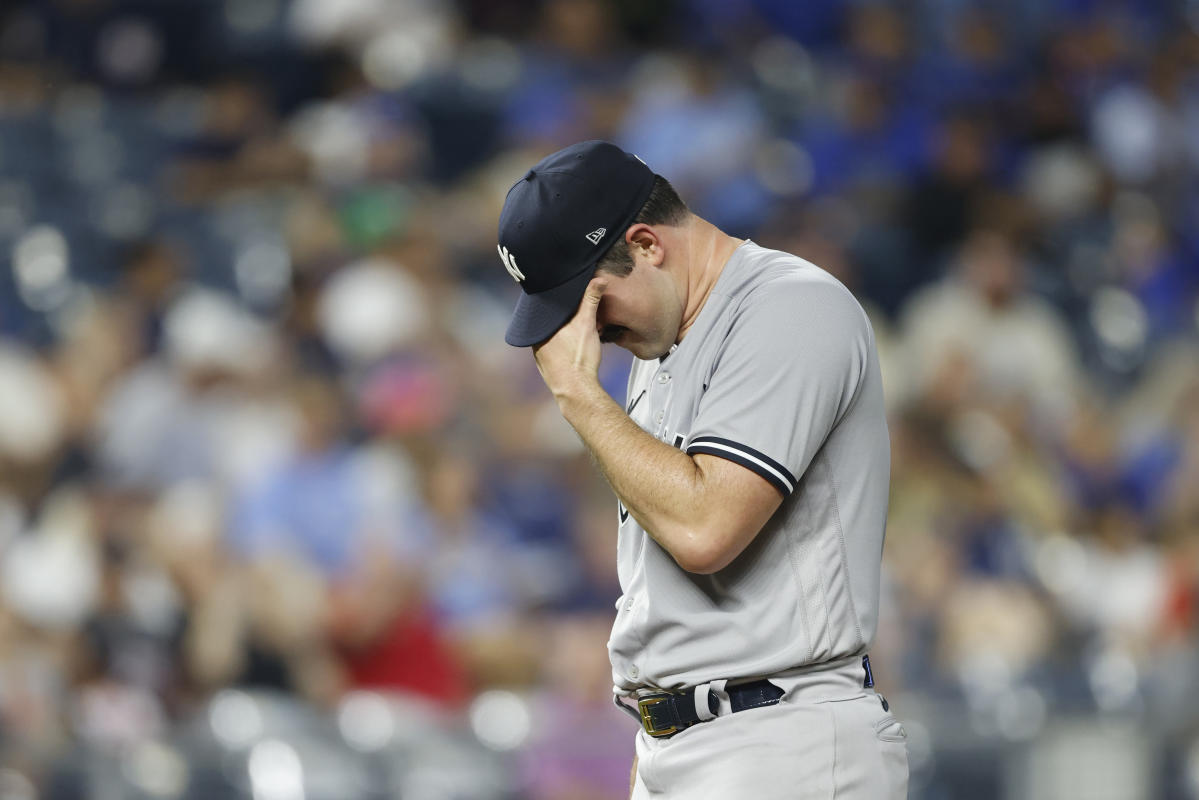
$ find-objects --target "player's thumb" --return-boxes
[582,277,607,310]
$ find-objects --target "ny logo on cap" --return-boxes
[497,244,525,283]
[586,227,606,245]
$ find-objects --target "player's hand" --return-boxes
[532,277,607,403]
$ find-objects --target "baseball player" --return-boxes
[498,140,908,799]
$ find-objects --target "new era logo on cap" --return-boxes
[586,228,606,244]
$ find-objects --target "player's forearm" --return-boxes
[557,382,726,572]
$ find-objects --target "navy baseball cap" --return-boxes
[499,140,656,347]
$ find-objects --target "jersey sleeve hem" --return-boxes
[685,436,797,496]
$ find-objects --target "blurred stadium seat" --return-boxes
[0,1,1197,798]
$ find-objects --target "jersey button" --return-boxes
[625,598,634,611]
[656,373,670,383]
[655,411,664,425]
[630,665,639,679]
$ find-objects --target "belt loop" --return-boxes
[861,655,875,689]
[614,694,642,722]
[693,679,727,721]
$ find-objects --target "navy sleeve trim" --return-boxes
[686,436,797,495]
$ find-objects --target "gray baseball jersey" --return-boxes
[609,241,890,693]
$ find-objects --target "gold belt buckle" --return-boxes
[637,694,679,738]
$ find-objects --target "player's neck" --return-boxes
[676,218,744,343]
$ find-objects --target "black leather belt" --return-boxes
[616,679,785,738]
[615,656,879,738]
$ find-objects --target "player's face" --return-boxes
[594,259,682,360]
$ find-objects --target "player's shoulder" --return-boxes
[730,242,867,325]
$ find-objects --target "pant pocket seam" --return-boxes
[874,715,907,743]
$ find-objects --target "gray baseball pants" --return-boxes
[628,658,909,799]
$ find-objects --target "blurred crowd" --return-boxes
[0,0,1197,798]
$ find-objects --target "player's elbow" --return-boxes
[677,553,733,575]
[673,547,727,575]
[670,528,741,575]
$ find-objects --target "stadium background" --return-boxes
[0,0,1197,798]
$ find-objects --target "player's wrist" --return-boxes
[553,375,610,419]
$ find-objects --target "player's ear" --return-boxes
[625,224,664,267]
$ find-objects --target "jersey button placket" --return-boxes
[648,368,672,436]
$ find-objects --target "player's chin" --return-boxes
[603,327,668,360]
[624,340,669,360]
